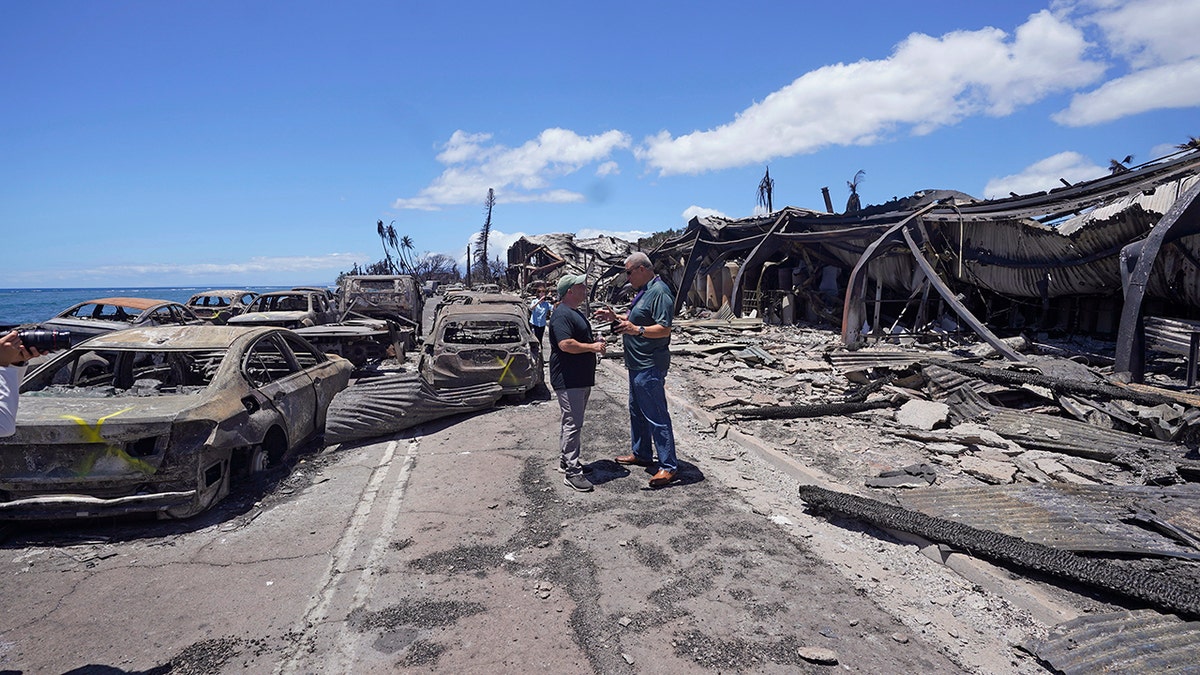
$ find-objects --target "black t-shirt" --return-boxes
[548,304,596,390]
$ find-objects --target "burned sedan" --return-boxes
[40,297,203,342]
[227,290,338,329]
[185,289,259,324]
[0,325,353,520]
[418,302,543,398]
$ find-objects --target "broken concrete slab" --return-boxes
[895,399,949,430]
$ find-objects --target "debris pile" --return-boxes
[664,316,1200,668]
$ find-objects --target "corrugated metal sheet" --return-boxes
[944,386,1181,467]
[1030,610,1200,674]
[897,484,1200,558]
[826,349,956,372]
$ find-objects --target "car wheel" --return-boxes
[261,426,289,465]
[249,445,271,473]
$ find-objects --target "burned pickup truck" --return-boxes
[273,275,425,366]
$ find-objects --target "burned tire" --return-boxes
[249,445,271,473]
[261,426,289,465]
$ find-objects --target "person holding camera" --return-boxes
[1,330,43,437]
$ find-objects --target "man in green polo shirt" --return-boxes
[593,252,679,487]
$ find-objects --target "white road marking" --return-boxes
[277,435,415,674]
[324,435,420,672]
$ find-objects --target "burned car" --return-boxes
[185,289,259,324]
[40,297,203,342]
[227,290,338,329]
[419,302,543,398]
[0,325,353,519]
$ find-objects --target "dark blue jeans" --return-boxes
[627,366,677,472]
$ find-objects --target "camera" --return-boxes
[17,328,72,352]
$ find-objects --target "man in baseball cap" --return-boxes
[548,273,606,491]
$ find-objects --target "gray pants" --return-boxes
[556,387,591,475]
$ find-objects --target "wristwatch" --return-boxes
[637,325,645,337]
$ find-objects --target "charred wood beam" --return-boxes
[1115,179,1200,382]
[797,484,1200,620]
[926,359,1175,407]
[726,399,894,420]
[845,373,897,403]
[902,227,1025,362]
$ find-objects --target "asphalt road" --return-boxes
[0,348,978,674]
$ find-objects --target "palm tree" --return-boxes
[1176,136,1200,151]
[376,220,397,274]
[845,170,865,214]
[756,166,774,214]
[1108,155,1133,174]
[399,235,415,274]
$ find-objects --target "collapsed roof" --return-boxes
[506,233,635,292]
[640,147,1200,382]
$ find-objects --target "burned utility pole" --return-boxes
[476,188,496,283]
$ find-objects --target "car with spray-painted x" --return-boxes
[418,302,543,399]
[0,325,353,519]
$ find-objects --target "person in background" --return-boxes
[593,252,679,488]
[529,287,554,344]
[548,274,606,492]
[1,331,42,437]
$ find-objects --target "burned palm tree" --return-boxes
[1177,136,1200,151]
[474,188,496,284]
[376,220,400,274]
[756,166,774,214]
[1109,155,1133,174]
[845,170,865,214]
[398,235,415,274]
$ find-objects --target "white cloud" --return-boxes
[1053,0,1200,124]
[1054,58,1200,125]
[1088,0,1200,67]
[982,151,1106,198]
[682,205,728,222]
[394,128,632,210]
[640,10,1104,175]
[596,161,620,177]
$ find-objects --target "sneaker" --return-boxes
[563,473,594,492]
[558,460,592,474]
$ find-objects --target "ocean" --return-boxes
[0,286,307,327]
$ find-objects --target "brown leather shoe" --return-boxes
[649,469,676,487]
[614,454,653,466]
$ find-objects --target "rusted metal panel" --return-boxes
[897,484,1200,558]
[1030,610,1200,674]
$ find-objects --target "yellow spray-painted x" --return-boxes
[62,408,158,476]
[495,355,519,386]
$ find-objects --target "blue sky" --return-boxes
[2,0,1198,288]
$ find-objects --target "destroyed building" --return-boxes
[506,233,635,294]
[606,147,1200,383]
